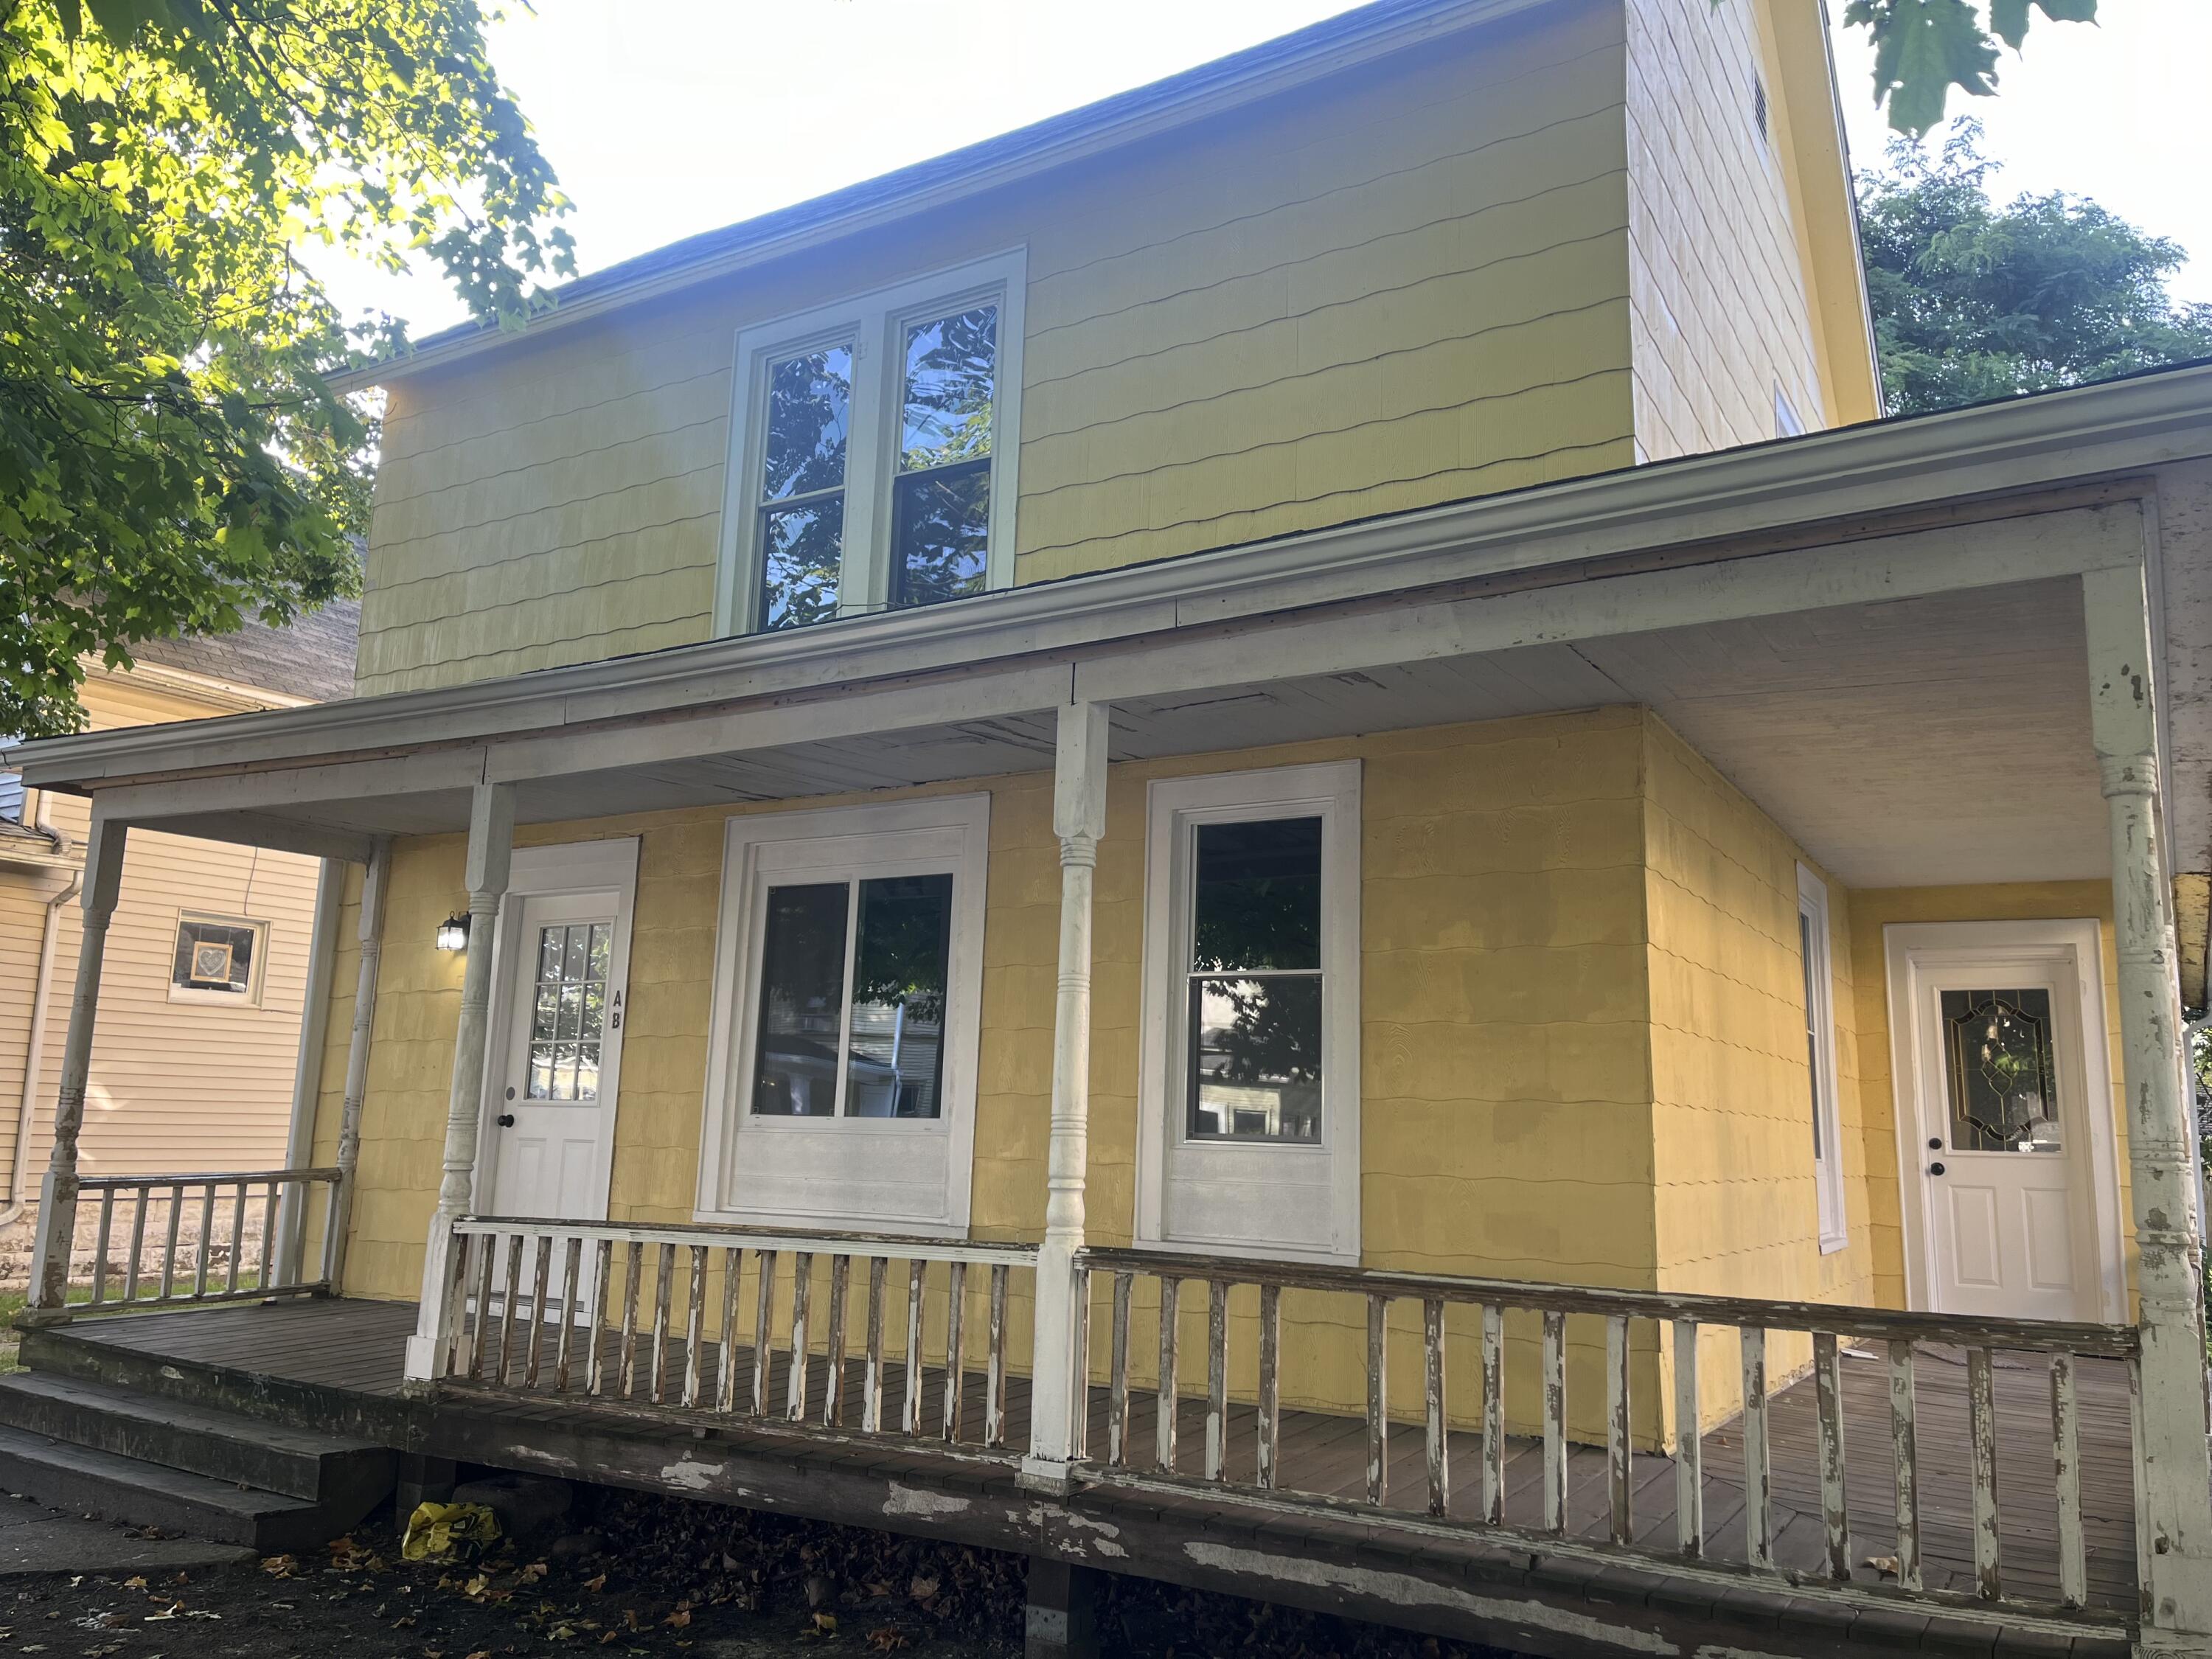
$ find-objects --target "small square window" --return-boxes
[170,916,266,1004]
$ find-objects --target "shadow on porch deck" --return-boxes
[29,1295,2138,1624]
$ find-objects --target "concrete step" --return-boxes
[0,1423,331,1553]
[0,1372,392,1508]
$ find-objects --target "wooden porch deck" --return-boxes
[32,1296,2140,1627]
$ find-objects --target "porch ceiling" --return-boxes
[128,574,2099,894]
[1106,574,2099,890]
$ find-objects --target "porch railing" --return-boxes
[434,1216,1037,1459]
[1076,1247,2138,1628]
[76,1166,343,1312]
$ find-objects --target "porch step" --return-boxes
[0,1375,394,1552]
[0,1424,330,1553]
[0,1372,392,1506]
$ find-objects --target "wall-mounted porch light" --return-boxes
[435,913,471,952]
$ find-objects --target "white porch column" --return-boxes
[325,837,392,1293]
[2082,562,2212,1655]
[404,785,513,1382]
[1021,701,1109,1493]
[24,813,128,1320]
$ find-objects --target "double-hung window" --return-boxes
[1138,762,1361,1263]
[718,251,1026,636]
[1798,865,1848,1252]
[698,796,989,1236]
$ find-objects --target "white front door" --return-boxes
[476,841,638,1225]
[1888,922,2121,1323]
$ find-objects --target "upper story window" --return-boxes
[717,250,1027,637]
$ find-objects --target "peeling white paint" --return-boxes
[1056,1512,1128,1557]
[504,1444,563,1465]
[1182,1543,1680,1656]
[658,1459,723,1491]
[883,1486,971,1519]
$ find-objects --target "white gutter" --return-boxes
[1,793,80,1231]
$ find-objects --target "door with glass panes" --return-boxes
[1903,947,2106,1321]
[485,892,622,1222]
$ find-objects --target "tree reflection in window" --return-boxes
[1941,987,2062,1152]
[757,344,852,630]
[891,305,995,611]
[751,874,953,1120]
[1186,817,1323,1143]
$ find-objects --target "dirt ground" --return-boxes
[0,1486,1508,1659]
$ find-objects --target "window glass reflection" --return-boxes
[844,874,953,1119]
[752,884,851,1117]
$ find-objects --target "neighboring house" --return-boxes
[8,4,2212,1658]
[0,605,358,1259]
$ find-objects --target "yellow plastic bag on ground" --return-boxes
[400,1500,501,1562]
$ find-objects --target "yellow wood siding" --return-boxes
[324,709,2124,1447]
[0,674,323,1210]
[1623,0,1827,458]
[354,1,1642,695]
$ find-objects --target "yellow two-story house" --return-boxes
[10,4,2212,1657]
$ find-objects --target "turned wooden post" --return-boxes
[2083,560,2212,1652]
[404,784,514,1382]
[1020,701,1108,1493]
[24,814,128,1318]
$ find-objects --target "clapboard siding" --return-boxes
[356,0,1860,695]
[1623,0,1823,459]
[356,1,1647,695]
[0,673,324,1203]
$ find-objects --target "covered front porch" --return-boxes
[11,380,2212,1658]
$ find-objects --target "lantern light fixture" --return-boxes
[435,913,470,952]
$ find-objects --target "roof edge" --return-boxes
[327,0,1547,394]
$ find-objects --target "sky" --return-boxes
[310,0,2212,338]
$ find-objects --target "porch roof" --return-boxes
[13,366,2212,891]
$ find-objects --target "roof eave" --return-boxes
[19,364,2212,793]
[324,0,1546,394]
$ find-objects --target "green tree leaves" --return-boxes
[1832,0,2098,134]
[1859,122,2212,414]
[1,0,573,737]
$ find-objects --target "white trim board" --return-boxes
[1797,865,1848,1254]
[472,837,641,1225]
[1881,918,2126,1324]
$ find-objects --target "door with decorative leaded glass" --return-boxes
[1900,942,2109,1322]
[486,891,623,1225]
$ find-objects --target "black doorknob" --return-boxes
[497,1113,516,1127]
[1927,1138,1942,1150]
[1929,1161,1946,1176]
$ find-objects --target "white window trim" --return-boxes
[1136,762,1361,1265]
[470,837,641,1222]
[696,794,989,1237]
[1797,866,1848,1253]
[712,248,1028,637]
[167,912,271,1006]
